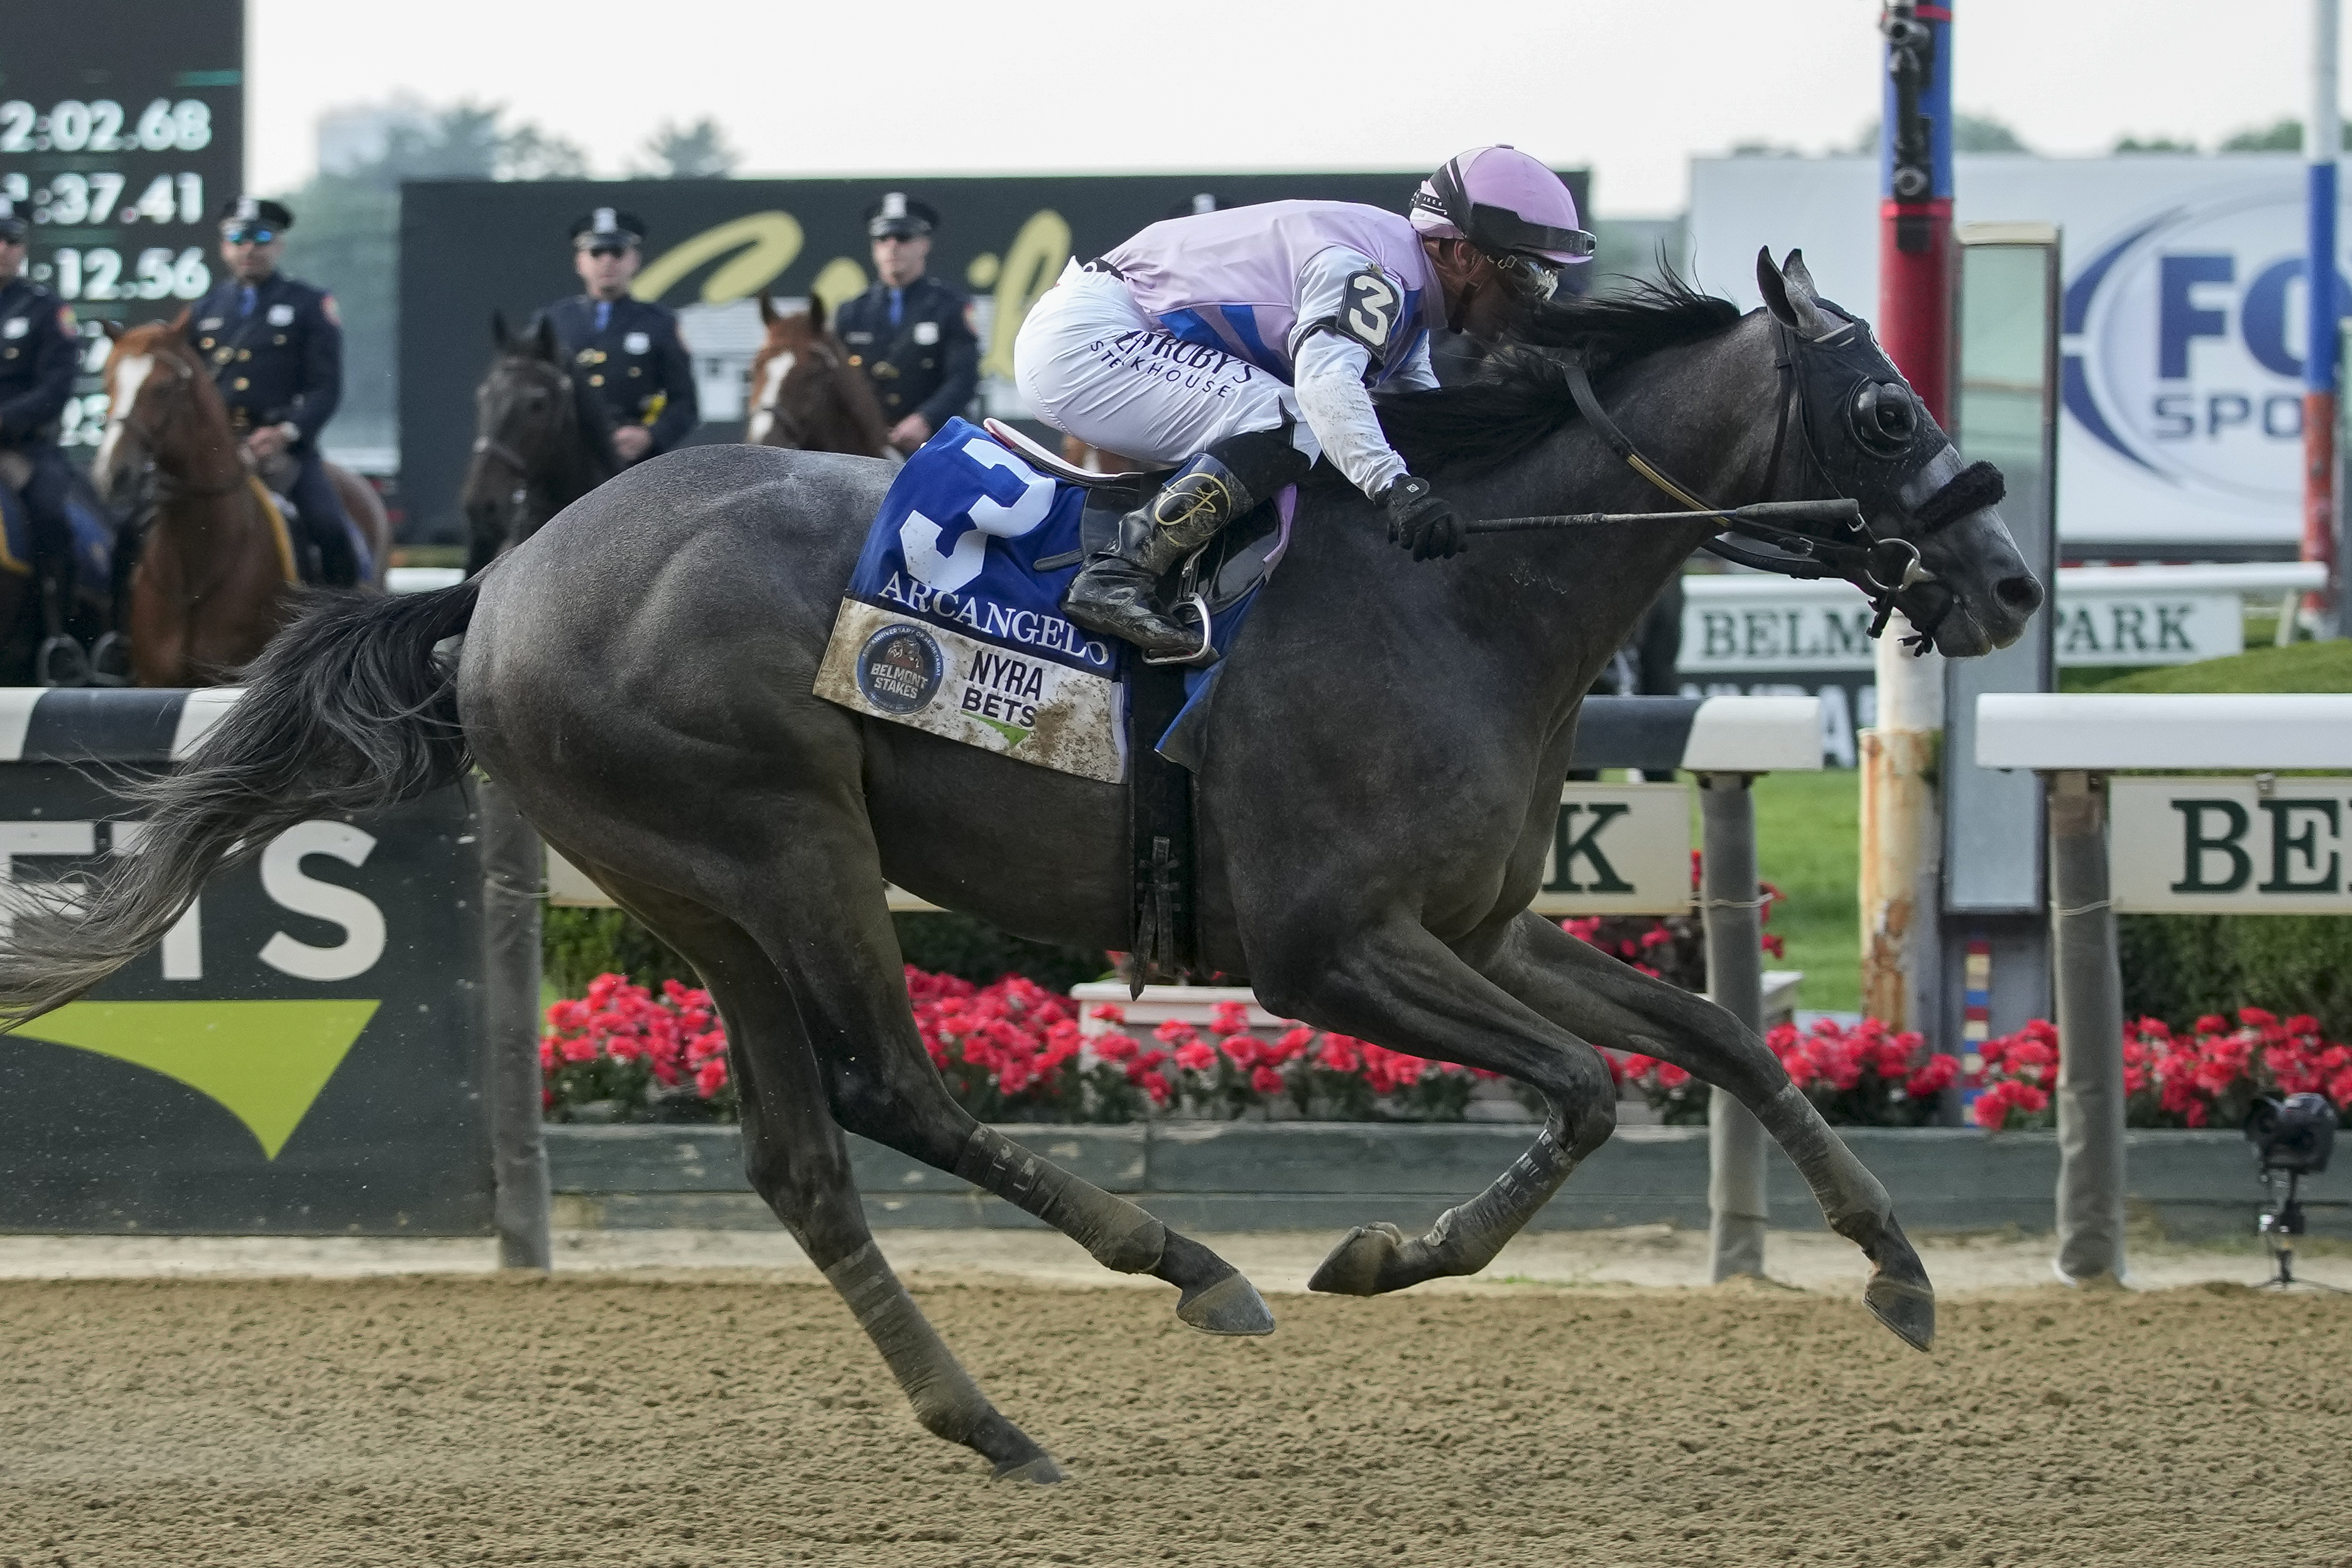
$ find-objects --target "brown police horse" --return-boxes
[92,312,389,685]
[745,293,890,457]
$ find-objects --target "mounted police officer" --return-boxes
[1013,145,1592,657]
[836,193,979,455]
[0,196,84,590]
[540,207,697,466]
[190,195,369,587]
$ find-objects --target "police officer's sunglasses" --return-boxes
[582,244,630,259]
[222,224,279,245]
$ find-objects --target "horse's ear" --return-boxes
[532,313,560,362]
[1756,246,1833,339]
[758,291,778,327]
[168,305,193,339]
[807,292,825,332]
[1782,249,1823,303]
[492,308,512,349]
[1756,248,1800,327]
[101,319,124,342]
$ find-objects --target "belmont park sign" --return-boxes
[1692,153,2348,555]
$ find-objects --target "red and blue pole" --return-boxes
[1879,2,1954,425]
[2306,0,2340,624]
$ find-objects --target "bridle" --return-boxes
[470,357,582,530]
[1525,312,2004,656]
[749,332,850,450]
[106,347,245,503]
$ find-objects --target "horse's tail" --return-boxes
[0,580,483,1023]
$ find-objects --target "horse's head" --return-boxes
[465,311,601,553]
[747,293,889,455]
[92,310,225,509]
[1755,249,2044,658]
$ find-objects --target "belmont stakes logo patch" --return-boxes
[815,418,1129,781]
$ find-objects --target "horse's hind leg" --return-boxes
[709,841,1273,1336]
[1485,911,1934,1351]
[595,874,1064,1480]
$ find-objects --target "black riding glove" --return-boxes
[1381,476,1464,562]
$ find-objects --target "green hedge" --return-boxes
[543,905,1107,998]
[2120,913,2352,1038]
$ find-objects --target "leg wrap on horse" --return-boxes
[954,1124,1166,1273]
[822,1241,994,1445]
[1422,1116,1581,1274]
[1311,1116,1582,1295]
[1763,1082,1892,1234]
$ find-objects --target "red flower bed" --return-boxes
[1086,997,1494,1122]
[1972,1008,2352,1131]
[1609,1016,1955,1126]
[542,974,735,1123]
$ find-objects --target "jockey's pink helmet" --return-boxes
[1410,146,1594,268]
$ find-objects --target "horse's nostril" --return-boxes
[1995,574,2044,614]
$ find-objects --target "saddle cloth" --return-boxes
[814,416,1289,783]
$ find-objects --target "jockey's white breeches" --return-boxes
[1012,262,1320,469]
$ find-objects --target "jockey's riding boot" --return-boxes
[1064,429,1307,658]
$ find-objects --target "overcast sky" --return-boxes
[250,0,2325,216]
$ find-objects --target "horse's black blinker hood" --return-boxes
[1775,300,1952,511]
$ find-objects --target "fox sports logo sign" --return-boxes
[2066,190,2341,506]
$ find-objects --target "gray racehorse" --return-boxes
[0,254,2041,1483]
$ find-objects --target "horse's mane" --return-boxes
[1365,272,1746,479]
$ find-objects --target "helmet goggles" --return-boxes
[1413,155,1595,300]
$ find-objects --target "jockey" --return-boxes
[1013,146,1591,657]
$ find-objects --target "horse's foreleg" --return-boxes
[599,873,1064,1481]
[1251,918,1618,1297]
[1488,912,1934,1351]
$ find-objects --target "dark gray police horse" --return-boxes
[0,253,2040,1483]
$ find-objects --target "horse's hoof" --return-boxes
[1861,1216,1936,1351]
[1866,1275,1937,1351]
[1175,1270,1275,1336]
[1307,1222,1410,1297]
[992,1453,1066,1484]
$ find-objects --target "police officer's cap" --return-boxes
[0,196,24,244]
[217,195,295,234]
[570,207,647,249]
[866,192,939,240]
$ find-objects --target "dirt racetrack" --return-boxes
[4,1273,2349,1568]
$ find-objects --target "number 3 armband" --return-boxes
[1332,268,1402,356]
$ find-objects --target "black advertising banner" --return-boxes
[397,168,1587,541]
[0,761,491,1234]
[0,1,246,455]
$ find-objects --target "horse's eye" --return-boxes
[1849,381,1917,456]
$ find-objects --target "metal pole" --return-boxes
[1700,772,1769,1281]
[478,774,552,1271]
[2047,770,2125,1283]
[1878,0,1957,425]
[2307,0,2342,638]
[1865,1,1956,1039]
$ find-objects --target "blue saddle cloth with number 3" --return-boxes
[814,418,1135,781]
[812,416,1285,783]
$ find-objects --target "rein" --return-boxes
[1477,329,1998,656]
